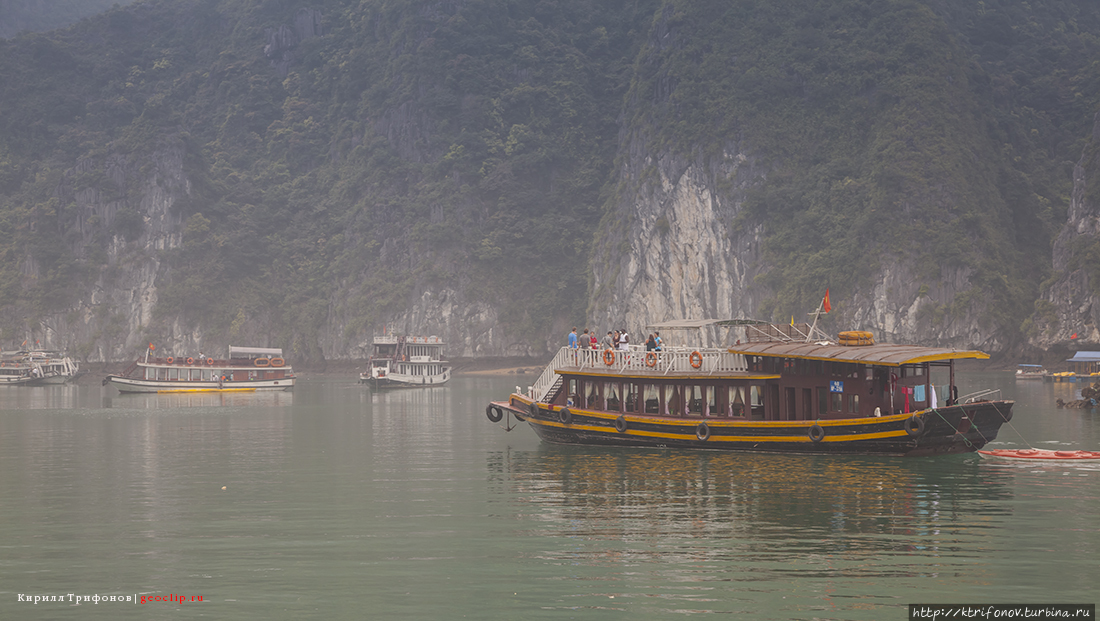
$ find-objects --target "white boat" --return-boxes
[0,350,81,385]
[360,335,450,388]
[104,346,294,393]
[1015,364,1046,380]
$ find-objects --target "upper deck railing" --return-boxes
[374,335,444,345]
[528,346,747,402]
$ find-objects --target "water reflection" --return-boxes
[0,384,81,410]
[103,389,294,409]
[488,446,1015,582]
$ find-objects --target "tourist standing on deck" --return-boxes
[602,331,614,350]
[646,334,657,351]
[619,329,630,351]
[568,327,579,349]
[654,332,662,351]
[589,330,598,349]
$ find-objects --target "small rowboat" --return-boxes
[978,448,1100,460]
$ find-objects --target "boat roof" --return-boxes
[726,341,989,366]
[1066,351,1100,362]
[646,319,768,329]
[229,346,283,357]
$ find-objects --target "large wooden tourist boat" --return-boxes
[104,346,294,393]
[360,335,451,388]
[485,320,1014,456]
[0,350,81,386]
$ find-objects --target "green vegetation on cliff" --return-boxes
[0,0,1098,355]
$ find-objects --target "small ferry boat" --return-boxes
[1015,364,1046,380]
[360,335,451,388]
[0,350,81,385]
[104,346,294,393]
[485,320,1014,456]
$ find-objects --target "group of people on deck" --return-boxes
[568,328,662,352]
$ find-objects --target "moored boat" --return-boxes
[104,346,294,393]
[1015,364,1046,380]
[485,320,1014,457]
[0,350,81,385]
[360,335,451,389]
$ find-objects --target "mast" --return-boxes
[806,297,826,342]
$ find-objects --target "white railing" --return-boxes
[527,346,747,403]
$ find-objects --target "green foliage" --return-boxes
[0,0,1098,354]
[609,0,1100,334]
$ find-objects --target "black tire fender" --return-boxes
[809,424,826,443]
[905,414,925,437]
[615,415,627,433]
[696,422,710,441]
[559,407,573,425]
[486,405,503,423]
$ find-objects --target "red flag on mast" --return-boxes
[822,289,831,314]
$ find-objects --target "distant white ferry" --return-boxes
[0,350,80,386]
[104,346,294,393]
[360,335,450,388]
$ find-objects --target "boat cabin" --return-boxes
[545,322,982,421]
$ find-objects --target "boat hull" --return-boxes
[361,374,450,389]
[105,375,294,393]
[492,397,1013,457]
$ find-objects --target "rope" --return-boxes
[988,401,1033,449]
[929,408,978,448]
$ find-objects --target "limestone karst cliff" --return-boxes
[2,0,1099,363]
[1028,111,1100,351]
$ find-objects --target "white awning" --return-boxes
[229,346,283,358]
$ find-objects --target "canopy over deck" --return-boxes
[229,346,284,358]
[1066,351,1100,362]
[646,319,768,330]
[727,341,989,366]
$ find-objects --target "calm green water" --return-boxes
[1,373,1097,620]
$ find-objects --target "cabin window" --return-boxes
[624,383,639,412]
[664,385,678,416]
[830,392,843,412]
[191,369,202,381]
[817,387,828,416]
[848,394,860,413]
[730,386,746,417]
[750,385,765,419]
[688,386,703,414]
[644,385,659,413]
[586,382,597,408]
[146,368,155,380]
[605,382,620,410]
[568,379,578,405]
[168,368,178,381]
[705,386,716,416]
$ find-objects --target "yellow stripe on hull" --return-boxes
[525,417,909,443]
[155,387,258,394]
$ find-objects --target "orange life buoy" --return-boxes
[645,351,657,368]
[270,357,285,367]
[186,357,195,365]
[254,357,270,367]
[603,348,615,366]
[206,358,214,365]
[689,351,703,369]
[166,356,174,364]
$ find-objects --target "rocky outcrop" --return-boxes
[264,8,323,77]
[19,137,191,361]
[1029,112,1100,349]
[589,137,769,340]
